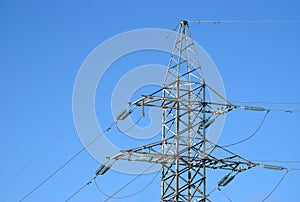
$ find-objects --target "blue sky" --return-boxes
[0,0,300,201]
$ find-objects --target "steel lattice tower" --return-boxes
[102,20,267,202]
[160,20,212,201]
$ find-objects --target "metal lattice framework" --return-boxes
[105,21,268,201]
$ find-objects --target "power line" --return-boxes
[0,126,72,193]
[236,104,300,113]
[20,147,87,201]
[187,19,300,29]
[102,20,300,201]
[64,164,158,201]
[261,170,289,202]
[217,188,232,202]
[67,78,145,200]
[64,115,155,201]
[64,112,149,201]
[19,104,139,201]
[232,101,300,105]
[116,115,143,134]
[10,18,300,202]
[65,176,94,202]
[104,164,156,202]
[221,110,270,147]
[16,84,141,201]
[1,81,120,193]
[269,109,299,113]
[94,170,160,199]
[19,122,116,202]
[63,20,299,202]
[207,167,298,202]
[191,19,300,23]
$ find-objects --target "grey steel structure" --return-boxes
[105,20,269,201]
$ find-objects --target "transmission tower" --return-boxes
[97,20,285,201]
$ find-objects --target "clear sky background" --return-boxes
[1,0,300,201]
